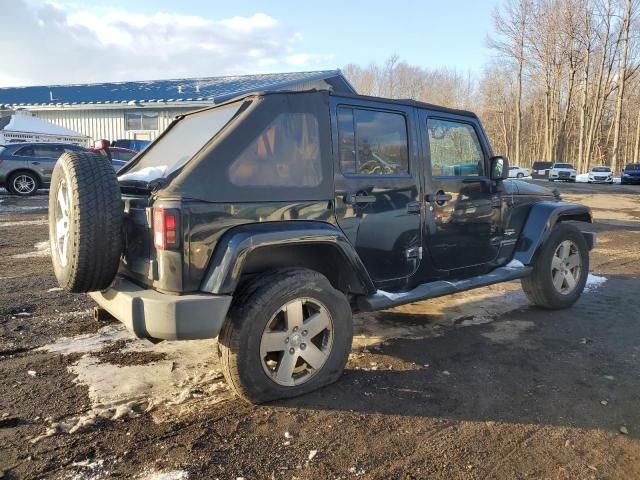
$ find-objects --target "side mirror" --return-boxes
[490,156,509,180]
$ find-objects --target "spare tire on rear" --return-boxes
[49,151,124,293]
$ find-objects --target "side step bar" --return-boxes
[357,265,533,312]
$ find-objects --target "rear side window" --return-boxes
[338,107,409,176]
[228,113,322,187]
[427,119,484,177]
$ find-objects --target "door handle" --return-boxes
[425,193,452,204]
[345,193,376,205]
[406,201,421,214]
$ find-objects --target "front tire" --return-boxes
[218,268,353,404]
[521,223,589,309]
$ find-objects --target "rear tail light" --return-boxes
[153,208,180,250]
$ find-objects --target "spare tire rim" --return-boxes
[13,174,36,194]
[551,240,582,295]
[260,297,334,387]
[54,181,71,267]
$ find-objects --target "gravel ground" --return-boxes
[1,182,639,479]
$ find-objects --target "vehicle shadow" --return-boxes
[279,274,640,438]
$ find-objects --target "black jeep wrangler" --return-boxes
[48,90,595,403]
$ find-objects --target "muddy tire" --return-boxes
[218,268,353,404]
[8,171,40,196]
[48,151,123,293]
[521,223,589,309]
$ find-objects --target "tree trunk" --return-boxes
[611,0,632,173]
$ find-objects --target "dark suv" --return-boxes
[48,90,596,403]
[0,142,86,195]
[621,163,640,184]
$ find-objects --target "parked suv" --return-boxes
[48,90,595,403]
[621,163,640,184]
[548,162,577,182]
[0,142,86,195]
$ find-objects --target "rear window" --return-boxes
[553,163,574,169]
[120,102,243,182]
[532,162,552,169]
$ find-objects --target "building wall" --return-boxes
[27,79,332,145]
[32,106,196,145]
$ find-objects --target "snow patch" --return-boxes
[585,273,607,292]
[138,470,189,480]
[376,289,411,301]
[0,219,48,227]
[119,166,167,183]
[13,240,50,258]
[37,325,230,436]
[504,259,525,270]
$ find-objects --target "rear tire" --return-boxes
[8,171,39,196]
[49,151,123,293]
[521,223,589,309]
[218,268,353,404]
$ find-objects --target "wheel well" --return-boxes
[7,168,42,186]
[240,243,368,295]
[556,212,592,224]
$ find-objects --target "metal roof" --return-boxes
[0,70,355,108]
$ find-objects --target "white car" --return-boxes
[549,162,577,182]
[508,166,530,178]
[588,166,614,184]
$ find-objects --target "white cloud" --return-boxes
[0,1,333,87]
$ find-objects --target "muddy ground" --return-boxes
[1,182,639,479]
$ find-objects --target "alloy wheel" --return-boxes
[551,240,582,295]
[54,181,71,267]
[260,298,334,387]
[12,174,36,195]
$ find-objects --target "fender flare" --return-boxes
[200,221,376,295]
[513,201,593,265]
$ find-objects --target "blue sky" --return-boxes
[2,0,500,86]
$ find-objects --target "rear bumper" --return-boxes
[89,276,232,340]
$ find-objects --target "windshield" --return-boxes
[625,163,640,170]
[553,163,574,169]
[119,101,243,182]
[592,167,611,172]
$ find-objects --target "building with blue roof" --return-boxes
[0,70,354,145]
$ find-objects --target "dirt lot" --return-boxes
[1,181,639,480]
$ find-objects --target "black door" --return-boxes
[420,115,502,271]
[332,98,422,283]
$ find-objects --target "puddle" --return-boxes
[481,320,536,343]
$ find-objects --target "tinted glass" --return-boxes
[427,119,484,176]
[338,107,409,176]
[337,108,356,173]
[112,151,136,161]
[592,167,611,172]
[14,146,35,157]
[34,145,63,158]
[553,163,574,169]
[228,113,322,187]
[625,164,640,170]
[121,102,242,181]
